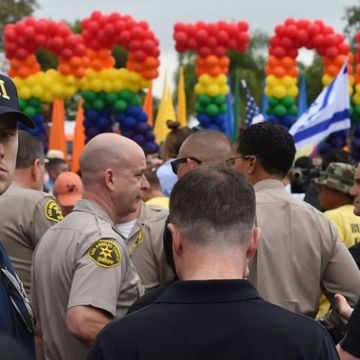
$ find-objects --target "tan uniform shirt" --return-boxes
[0,182,62,295]
[248,179,360,330]
[31,199,143,360]
[124,202,175,290]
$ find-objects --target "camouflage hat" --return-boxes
[314,162,355,194]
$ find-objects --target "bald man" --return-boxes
[170,130,232,178]
[31,134,147,360]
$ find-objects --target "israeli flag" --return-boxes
[289,59,350,151]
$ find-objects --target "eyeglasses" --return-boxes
[171,157,202,175]
[225,154,259,167]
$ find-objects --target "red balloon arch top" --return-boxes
[174,20,250,58]
[4,10,161,81]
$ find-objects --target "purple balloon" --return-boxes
[132,134,145,146]
[135,122,148,134]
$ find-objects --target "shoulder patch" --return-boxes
[87,239,122,268]
[45,199,64,223]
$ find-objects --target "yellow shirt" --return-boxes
[318,204,360,317]
[146,196,169,210]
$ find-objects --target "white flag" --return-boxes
[289,60,350,151]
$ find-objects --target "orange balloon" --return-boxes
[70,56,82,67]
[208,67,221,77]
[219,56,230,67]
[74,67,85,78]
[288,68,298,77]
[326,64,339,77]
[59,63,72,76]
[196,57,206,66]
[267,56,279,67]
[273,66,286,77]
[355,74,360,83]
[205,55,219,67]
[281,56,295,69]
[18,67,30,78]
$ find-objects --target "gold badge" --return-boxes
[87,239,122,268]
[45,200,63,222]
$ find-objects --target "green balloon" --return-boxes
[289,105,298,116]
[82,90,96,102]
[273,104,287,117]
[219,104,227,114]
[355,105,360,116]
[119,90,134,102]
[106,92,118,105]
[28,98,41,107]
[18,98,26,111]
[268,97,279,107]
[213,95,226,106]
[281,96,295,108]
[198,94,212,106]
[266,107,274,115]
[24,106,36,118]
[114,100,128,113]
[98,92,107,101]
[194,103,205,114]
[206,104,219,116]
[131,95,142,106]
[93,99,105,111]
[83,102,92,111]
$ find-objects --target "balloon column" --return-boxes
[4,11,160,152]
[351,31,360,160]
[174,21,250,131]
[265,19,354,131]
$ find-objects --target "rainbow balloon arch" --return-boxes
[4,13,360,157]
[4,11,160,152]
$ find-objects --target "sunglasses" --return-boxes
[171,157,202,175]
[225,154,259,167]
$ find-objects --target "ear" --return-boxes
[31,159,41,181]
[248,156,258,176]
[168,222,182,258]
[188,158,200,171]
[104,168,115,190]
[246,226,261,259]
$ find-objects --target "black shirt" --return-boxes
[88,279,338,360]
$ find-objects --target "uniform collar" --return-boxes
[73,199,114,224]
[155,279,261,304]
[254,179,285,192]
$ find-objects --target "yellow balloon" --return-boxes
[103,81,112,93]
[42,93,53,103]
[272,85,286,99]
[215,75,227,86]
[52,84,63,98]
[265,75,278,88]
[288,85,299,97]
[207,84,220,97]
[19,87,31,100]
[219,84,229,96]
[195,83,204,95]
[349,86,354,96]
[353,93,360,105]
[32,85,43,99]
[112,81,123,92]
[349,75,355,86]
[265,86,272,97]
[322,74,333,87]
[199,74,212,86]
[281,75,296,88]
[91,79,102,92]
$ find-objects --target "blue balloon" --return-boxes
[135,122,148,134]
[99,109,112,117]
[133,134,145,146]
[122,117,137,130]
[85,109,99,121]
[114,112,126,122]
[83,118,93,128]
[197,114,211,127]
[138,111,148,123]
[208,123,220,131]
[127,105,141,117]
[122,130,135,139]
[145,132,155,142]
[213,114,225,126]
[96,117,112,129]
[143,142,157,153]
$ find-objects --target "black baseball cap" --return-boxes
[0,73,35,128]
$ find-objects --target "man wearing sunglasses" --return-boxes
[0,74,37,358]
[170,130,232,177]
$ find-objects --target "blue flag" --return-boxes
[242,80,264,128]
[297,73,308,117]
[225,73,233,138]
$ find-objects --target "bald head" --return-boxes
[80,133,144,188]
[179,130,232,165]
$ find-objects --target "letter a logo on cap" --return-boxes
[0,80,10,100]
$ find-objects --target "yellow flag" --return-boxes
[154,71,176,143]
[177,66,187,127]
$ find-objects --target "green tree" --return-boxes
[0,0,38,49]
[343,1,360,45]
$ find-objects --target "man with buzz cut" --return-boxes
[88,166,339,360]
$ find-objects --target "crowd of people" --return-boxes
[1,73,360,359]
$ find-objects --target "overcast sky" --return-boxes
[34,0,359,96]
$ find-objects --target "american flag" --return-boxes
[241,80,264,128]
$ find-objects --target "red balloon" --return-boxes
[325,47,338,59]
[17,36,27,47]
[74,44,86,56]
[139,21,149,31]
[338,43,350,55]
[199,46,211,57]
[196,29,208,44]
[297,30,308,45]
[34,34,46,47]
[88,21,99,34]
[128,39,142,51]
[15,22,26,35]
[114,20,126,33]
[104,24,114,37]
[323,26,334,35]
[284,18,297,26]
[228,39,237,49]
[269,36,280,47]
[356,31,360,42]
[238,32,249,45]
[187,25,196,37]
[134,50,146,62]
[174,22,186,32]
[288,48,298,58]
[214,46,226,57]
[91,11,103,21]
[188,38,197,49]
[336,34,345,44]
[237,21,249,32]
[217,30,229,46]
[15,48,28,60]
[307,23,320,37]
[66,35,78,49]
[175,43,186,52]
[313,34,325,48]
[286,25,298,39]
[109,12,121,23]
[61,48,73,59]
[35,19,48,34]
[4,28,16,42]
[208,36,218,48]
[151,48,160,57]
[227,23,238,37]
[217,21,228,31]
[325,34,337,47]
[81,18,90,28]
[143,39,156,52]
[207,23,218,36]
[275,24,286,37]
[58,23,70,38]
[314,19,325,31]
[297,19,310,29]
[273,46,286,58]
[280,36,293,49]
[131,26,145,39]
[25,17,36,27]
[51,36,64,51]
[119,31,131,46]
